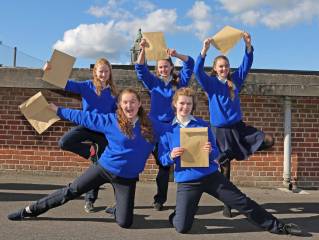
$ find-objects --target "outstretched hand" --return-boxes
[139,38,149,50]
[201,38,212,56]
[43,61,52,72]
[48,103,58,113]
[167,48,177,57]
[243,32,252,48]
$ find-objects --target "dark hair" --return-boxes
[155,58,180,86]
[116,88,154,143]
[211,55,235,100]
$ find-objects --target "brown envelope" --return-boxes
[19,92,60,134]
[42,49,76,88]
[142,32,169,61]
[211,25,244,55]
[180,127,209,167]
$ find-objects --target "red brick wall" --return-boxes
[1,76,319,188]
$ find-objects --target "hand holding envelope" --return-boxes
[19,49,75,134]
[210,25,244,55]
[142,32,169,61]
[19,92,60,134]
[42,49,75,88]
[180,127,209,168]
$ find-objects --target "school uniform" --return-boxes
[60,80,117,204]
[135,56,194,206]
[20,109,163,228]
[194,47,265,161]
[158,116,286,234]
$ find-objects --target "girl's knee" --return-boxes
[116,219,133,228]
[175,224,192,234]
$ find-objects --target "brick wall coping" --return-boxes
[1,67,319,97]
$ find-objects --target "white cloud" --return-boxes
[218,0,319,28]
[238,10,261,25]
[87,0,133,19]
[54,5,186,63]
[134,0,157,13]
[187,1,213,39]
[261,1,319,28]
[53,22,130,62]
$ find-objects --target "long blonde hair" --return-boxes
[116,88,154,143]
[211,55,235,100]
[92,58,117,96]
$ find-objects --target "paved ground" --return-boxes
[0,172,318,240]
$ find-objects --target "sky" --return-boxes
[0,0,319,71]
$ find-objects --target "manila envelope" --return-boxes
[42,49,76,88]
[211,25,244,55]
[180,127,209,167]
[142,32,169,61]
[19,92,60,134]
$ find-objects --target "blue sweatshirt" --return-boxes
[65,80,117,114]
[57,108,164,179]
[135,56,194,122]
[194,47,253,127]
[158,116,219,183]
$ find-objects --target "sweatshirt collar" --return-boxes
[172,115,197,128]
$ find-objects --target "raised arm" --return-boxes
[232,32,254,89]
[134,38,161,90]
[136,38,147,65]
[194,38,213,92]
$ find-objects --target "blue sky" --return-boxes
[1,0,318,71]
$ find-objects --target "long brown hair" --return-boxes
[172,87,197,114]
[155,57,180,86]
[116,88,154,143]
[92,58,117,96]
[211,55,235,100]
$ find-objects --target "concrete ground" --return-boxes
[0,172,318,240]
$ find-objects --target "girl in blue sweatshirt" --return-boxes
[135,38,194,211]
[8,88,163,228]
[194,32,274,217]
[43,58,117,213]
[158,87,301,236]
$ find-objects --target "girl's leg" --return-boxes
[58,126,92,159]
[153,143,170,210]
[220,161,232,217]
[8,164,109,220]
[171,182,202,233]
[112,180,137,228]
[258,134,275,151]
[205,171,292,234]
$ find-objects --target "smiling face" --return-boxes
[213,57,230,79]
[157,59,173,79]
[173,95,193,119]
[95,63,111,85]
[119,92,141,121]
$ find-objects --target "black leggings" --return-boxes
[29,164,136,228]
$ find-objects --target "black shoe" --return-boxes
[222,206,232,218]
[168,211,175,226]
[8,208,36,221]
[217,149,234,166]
[282,223,303,236]
[153,202,163,211]
[105,204,116,216]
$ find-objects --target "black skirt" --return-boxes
[212,121,265,161]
